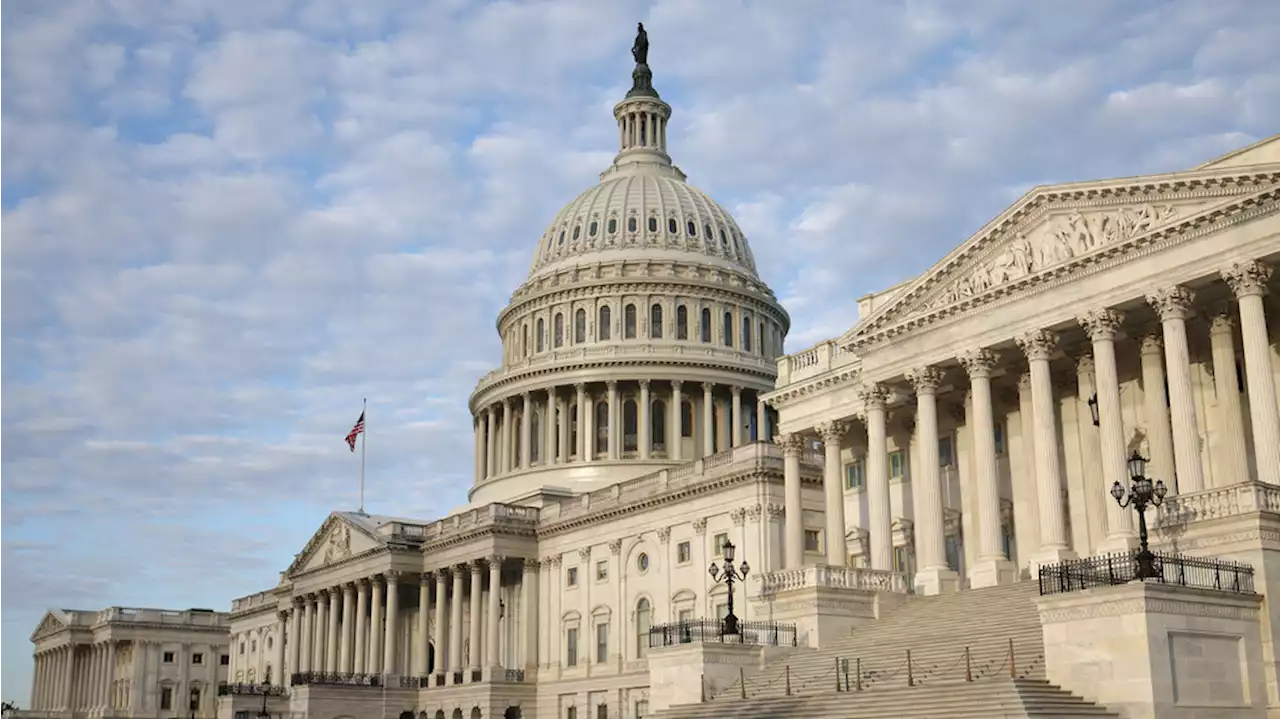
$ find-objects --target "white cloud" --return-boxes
[3,0,1279,706]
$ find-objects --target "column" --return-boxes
[1075,355,1109,552]
[558,393,570,463]
[606,381,619,459]
[485,408,496,479]
[906,366,959,594]
[339,584,355,672]
[521,559,540,669]
[450,567,465,676]
[468,562,483,677]
[416,574,430,676]
[778,432,805,568]
[434,570,448,678]
[1224,260,1280,485]
[959,349,1017,586]
[817,420,848,566]
[1016,329,1075,564]
[1139,334,1177,490]
[353,579,368,674]
[104,641,116,712]
[670,381,683,461]
[500,399,513,474]
[859,384,892,571]
[731,386,743,447]
[314,592,328,671]
[1078,310,1139,548]
[702,383,715,457]
[60,645,74,711]
[288,601,302,678]
[275,611,288,683]
[545,388,558,466]
[1206,310,1250,487]
[757,395,768,443]
[639,380,651,459]
[383,571,400,675]
[474,419,483,484]
[520,392,532,469]
[300,597,313,673]
[1148,286,1205,492]
[581,384,595,462]
[368,577,383,674]
[487,557,503,671]
[326,587,340,672]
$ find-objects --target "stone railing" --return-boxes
[231,591,276,614]
[74,607,229,627]
[475,343,776,391]
[775,338,859,386]
[420,502,540,544]
[1157,480,1280,525]
[757,565,910,595]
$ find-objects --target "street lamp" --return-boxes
[257,682,272,719]
[708,539,750,636]
[1110,450,1168,579]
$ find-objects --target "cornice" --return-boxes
[764,366,861,409]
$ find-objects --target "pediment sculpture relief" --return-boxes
[323,523,352,564]
[924,203,1180,311]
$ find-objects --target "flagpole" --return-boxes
[360,398,367,513]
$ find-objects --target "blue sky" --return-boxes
[3,0,1278,705]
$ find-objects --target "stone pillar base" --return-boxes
[913,566,960,595]
[754,565,905,647]
[1030,547,1077,576]
[1096,534,1141,554]
[968,557,1017,589]
[647,642,790,713]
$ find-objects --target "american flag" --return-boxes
[345,411,365,452]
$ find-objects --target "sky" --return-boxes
[2,0,1279,705]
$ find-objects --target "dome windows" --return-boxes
[558,230,566,245]
[536,318,546,352]
[705,223,713,240]
[676,305,688,340]
[574,309,587,343]
[588,221,598,237]
[687,220,697,237]
[648,216,658,233]
[572,225,581,241]
[723,312,734,347]
[668,218,678,234]
[607,218,617,234]
[628,217,638,233]
[554,313,565,348]
[598,305,612,340]
[650,304,663,339]
[700,308,712,343]
[624,304,637,339]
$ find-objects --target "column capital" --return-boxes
[521,390,531,400]
[1016,329,1058,361]
[545,386,557,398]
[384,570,401,583]
[656,526,672,544]
[958,348,999,378]
[766,503,785,520]
[1146,285,1196,321]
[1078,308,1126,341]
[730,508,747,526]
[468,559,484,574]
[355,577,370,589]
[316,587,330,598]
[670,379,683,391]
[575,382,586,392]
[730,385,742,396]
[487,555,506,567]
[857,383,889,410]
[605,379,618,391]
[435,566,450,580]
[691,517,708,535]
[419,572,431,587]
[638,379,650,390]
[906,366,945,395]
[1222,260,1272,299]
[1140,332,1164,356]
[608,538,623,555]
[775,432,806,456]
[1208,308,1236,336]
[292,596,306,608]
[816,420,848,445]
[702,381,714,394]
[523,557,540,571]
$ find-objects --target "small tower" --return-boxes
[604,22,681,180]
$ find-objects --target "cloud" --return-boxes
[3,0,1279,706]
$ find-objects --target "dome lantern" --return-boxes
[604,23,675,179]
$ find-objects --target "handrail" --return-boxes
[1038,550,1256,596]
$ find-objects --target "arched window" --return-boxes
[522,324,529,357]
[700,308,712,343]
[623,400,638,453]
[554,313,565,348]
[687,220,697,236]
[570,403,579,457]
[531,411,541,464]
[681,400,694,438]
[598,306,612,341]
[651,399,666,453]
[648,216,658,233]
[536,318,545,352]
[742,316,752,353]
[628,217,637,233]
[723,311,734,347]
[574,308,586,344]
[676,305,688,340]
[636,598,652,658]
[624,304,637,339]
[650,304,663,339]
[595,401,609,455]
[758,320,766,356]
[607,218,617,234]
[668,218,678,234]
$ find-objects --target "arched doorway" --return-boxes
[504,707,522,719]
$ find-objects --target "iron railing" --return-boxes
[216,682,287,697]
[289,672,381,687]
[1038,550,1256,596]
[648,619,797,648]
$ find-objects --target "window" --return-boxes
[742,317,752,352]
[668,218,678,234]
[239,642,245,655]
[678,608,694,624]
[722,312,733,347]
[251,639,257,652]
[652,399,666,452]
[677,541,691,564]
[889,450,906,479]
[567,567,579,587]
[588,220,598,236]
[712,532,729,556]
[566,628,579,667]
[163,651,175,664]
[567,708,578,719]
[596,560,608,582]
[945,535,961,571]
[624,304,637,339]
[705,223,713,240]
[559,229,566,245]
[554,313,565,348]
[573,224,581,240]
[687,220,697,236]
[628,217,637,233]
[758,320,766,355]
[193,652,204,665]
[537,318,546,352]
[595,401,609,455]
[846,460,864,490]
[804,529,822,553]
[574,309,586,343]
[636,552,649,573]
[635,700,649,718]
[676,305,688,339]
[220,655,230,666]
[595,622,609,663]
[715,602,729,620]
[596,705,608,719]
[893,546,912,574]
[607,218,617,234]
[522,324,529,356]
[700,308,712,343]
[681,400,693,438]
[531,411,541,463]
[648,216,658,233]
[993,420,1006,456]
[650,303,663,339]
[938,435,955,467]
[636,599,652,658]
[161,688,173,710]
[623,400,638,453]
[598,306,611,341]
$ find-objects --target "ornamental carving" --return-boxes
[774,433,806,456]
[906,366,945,395]
[323,523,352,564]
[656,527,671,544]
[608,539,622,556]
[746,504,764,522]
[1147,286,1196,321]
[1208,310,1235,336]
[1222,259,1272,298]
[926,204,1179,309]
[1016,329,1058,361]
[815,421,847,445]
[958,348,998,378]
[766,503,785,519]
[1139,332,1164,355]
[691,518,708,535]
[1078,308,1125,342]
[730,508,747,526]
[857,383,889,410]
[578,546,592,560]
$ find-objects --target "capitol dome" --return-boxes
[466,29,790,505]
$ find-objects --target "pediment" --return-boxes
[844,168,1280,346]
[31,610,69,641]
[286,513,383,577]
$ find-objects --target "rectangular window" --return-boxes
[635,700,649,718]
[893,546,911,574]
[567,567,578,587]
[596,705,608,719]
[235,712,249,719]
[888,450,906,479]
[945,535,961,571]
[596,622,609,663]
[715,602,729,620]
[567,707,577,719]
[220,655,230,666]
[845,460,864,490]
[161,688,173,710]
[192,653,204,665]
[677,608,694,624]
[938,435,954,467]
[993,421,1006,456]
[566,628,579,667]
[804,529,822,553]
[162,651,175,664]
[677,541,691,564]
[596,560,608,582]
[712,532,729,556]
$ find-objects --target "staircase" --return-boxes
[653,582,1120,718]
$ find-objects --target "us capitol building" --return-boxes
[23,26,1280,719]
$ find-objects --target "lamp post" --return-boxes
[1110,450,1168,579]
[256,682,272,719]
[708,539,750,636]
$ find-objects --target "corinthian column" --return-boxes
[434,570,448,678]
[1079,309,1138,550]
[1223,261,1280,485]
[1206,310,1250,487]
[545,388,558,466]
[325,587,340,672]
[313,592,328,671]
[639,380,652,459]
[960,349,1016,587]
[449,567,465,676]
[383,571,400,675]
[519,392,532,469]
[702,383,715,456]
[670,381,683,461]
[487,557,503,672]
[906,365,958,594]
[353,579,368,674]
[606,381,619,459]
[336,584,353,672]
[731,385,743,447]
[777,433,806,568]
[577,383,590,462]
[485,408,496,479]
[1147,286,1204,493]
[468,562,483,677]
[500,398,513,474]
[299,597,313,673]
[1016,329,1075,565]
[289,599,303,677]
[416,574,430,676]
[1139,334,1176,488]
[860,384,893,571]
[368,578,383,674]
[816,421,848,566]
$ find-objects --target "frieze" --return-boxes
[764,366,861,408]
[1038,595,1260,624]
